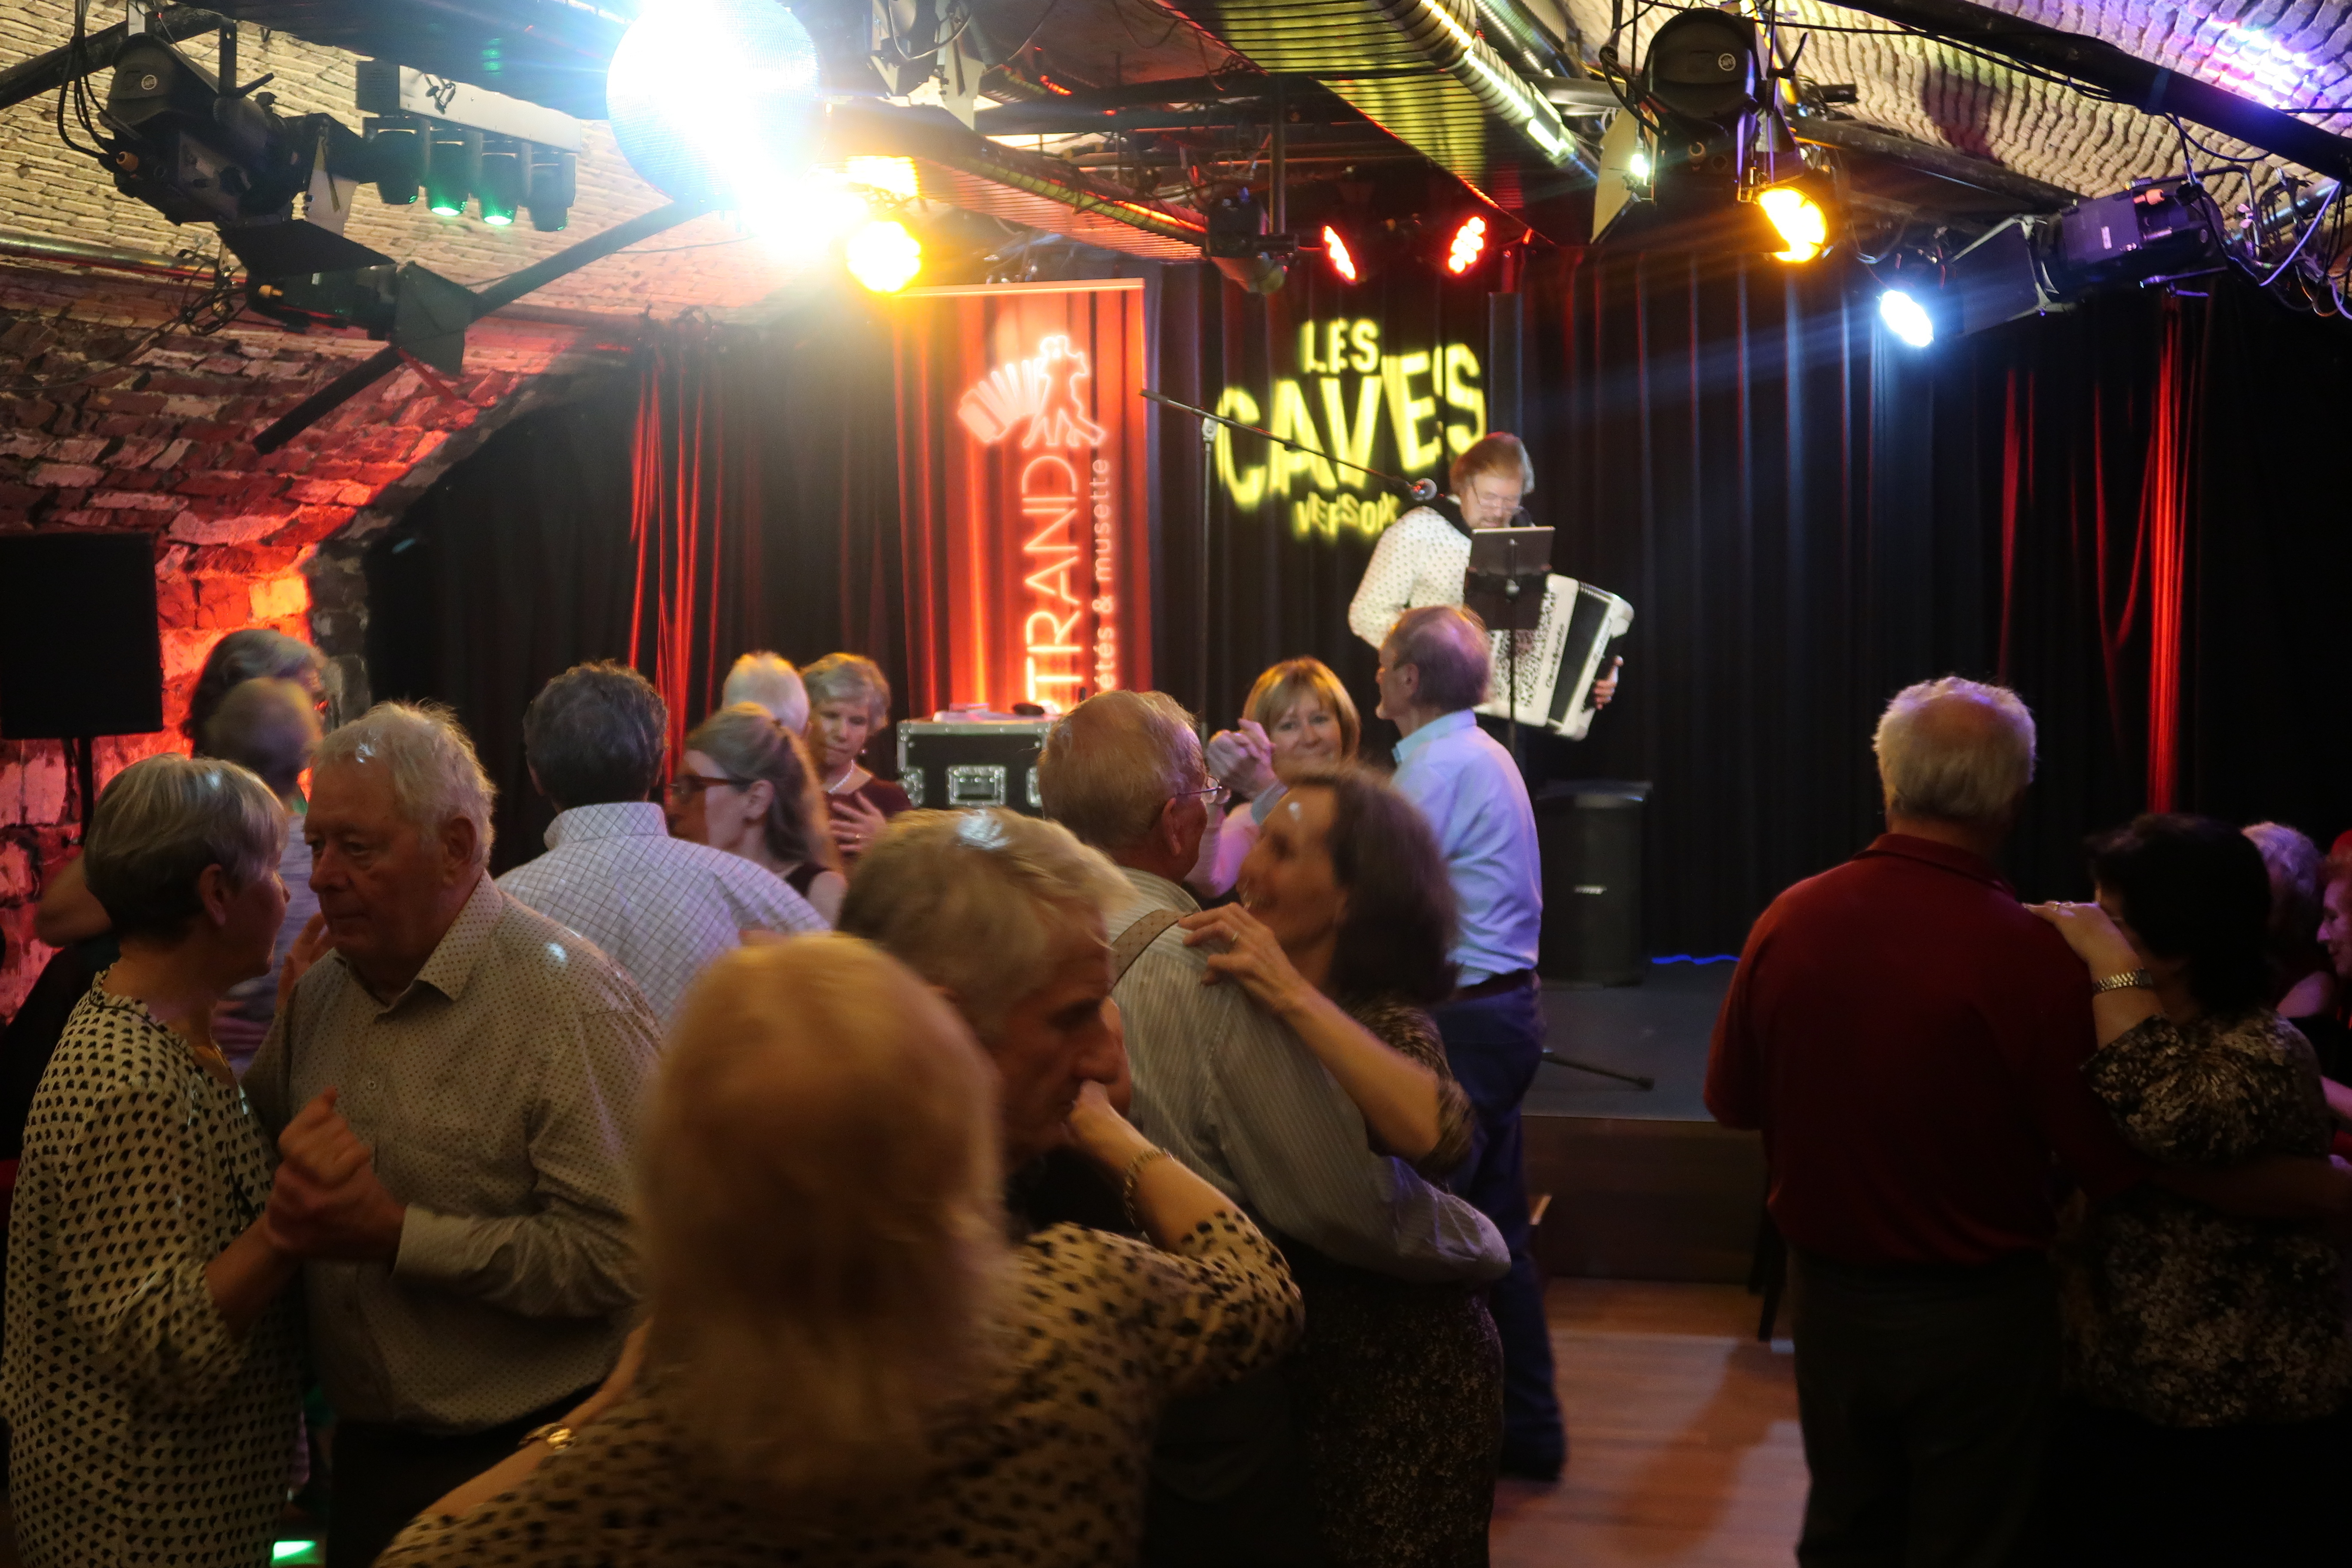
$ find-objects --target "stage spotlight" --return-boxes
[366,119,423,206]
[1446,215,1488,276]
[606,0,823,233]
[1323,225,1360,284]
[1628,149,1652,183]
[476,141,523,227]
[1640,10,1762,216]
[1756,185,1828,263]
[1879,289,1935,348]
[526,148,576,232]
[425,127,479,218]
[845,218,922,293]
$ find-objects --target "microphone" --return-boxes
[1409,478,1439,502]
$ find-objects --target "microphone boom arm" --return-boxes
[1141,388,1439,502]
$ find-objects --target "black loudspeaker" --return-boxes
[1534,780,1648,987]
[0,531,164,741]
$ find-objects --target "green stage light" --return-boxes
[425,126,480,219]
[477,141,523,227]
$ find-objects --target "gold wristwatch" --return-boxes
[519,1421,576,1453]
[2092,969,2153,993]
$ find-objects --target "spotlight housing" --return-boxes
[526,148,576,232]
[1755,176,1834,263]
[1640,11,1763,215]
[1446,214,1488,276]
[1323,224,1360,284]
[1878,289,1936,349]
[476,140,524,227]
[365,118,423,206]
[845,218,922,293]
[425,126,480,217]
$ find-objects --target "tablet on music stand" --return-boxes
[1461,526,1554,633]
[1462,526,1552,764]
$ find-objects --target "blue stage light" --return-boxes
[1878,288,1936,348]
[605,0,823,223]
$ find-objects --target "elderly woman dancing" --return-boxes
[3,754,322,1567]
[382,886,1299,1566]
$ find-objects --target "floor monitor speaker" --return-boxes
[1535,780,1648,987]
[0,531,164,741]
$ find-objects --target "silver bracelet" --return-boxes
[1121,1146,1171,1231]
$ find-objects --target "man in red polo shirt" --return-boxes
[1707,677,2139,1567]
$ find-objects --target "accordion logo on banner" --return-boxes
[893,280,1151,716]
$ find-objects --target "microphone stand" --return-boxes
[1140,389,1439,726]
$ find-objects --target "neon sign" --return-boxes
[1214,317,1485,540]
[959,334,1119,709]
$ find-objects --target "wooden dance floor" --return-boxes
[1493,1280,1806,1567]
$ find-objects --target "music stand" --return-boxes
[1462,526,1552,763]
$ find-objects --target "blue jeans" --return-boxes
[1431,977,1564,1472]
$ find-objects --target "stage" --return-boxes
[1522,963,1767,1287]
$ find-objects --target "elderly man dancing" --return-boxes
[247,703,659,1568]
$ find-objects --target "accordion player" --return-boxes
[1473,575,1634,741]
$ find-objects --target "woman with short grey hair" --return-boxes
[3,753,325,1567]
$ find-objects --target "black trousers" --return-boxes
[1790,1250,2058,1568]
[1430,978,1563,1475]
[325,1388,591,1568]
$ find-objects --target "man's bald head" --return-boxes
[1872,678,2037,826]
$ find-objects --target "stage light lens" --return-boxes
[1879,289,1935,348]
[1446,215,1487,275]
[845,219,922,293]
[1323,225,1359,284]
[1628,149,1651,182]
[1758,186,1828,263]
[606,0,822,229]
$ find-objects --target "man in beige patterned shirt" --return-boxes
[248,703,658,1568]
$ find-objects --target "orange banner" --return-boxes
[891,279,1152,715]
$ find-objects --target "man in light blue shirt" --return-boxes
[1378,603,1564,1480]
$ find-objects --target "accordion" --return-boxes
[1473,575,1635,740]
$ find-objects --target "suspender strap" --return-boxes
[1111,908,1185,986]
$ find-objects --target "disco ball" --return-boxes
[606,0,824,214]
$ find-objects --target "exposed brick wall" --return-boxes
[0,3,796,315]
[0,256,633,1020]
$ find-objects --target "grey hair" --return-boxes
[1449,431,1534,497]
[85,753,285,942]
[1035,689,1204,854]
[802,653,892,727]
[1384,604,1492,714]
[315,701,498,864]
[524,662,667,810]
[202,677,322,800]
[2244,821,2324,939]
[1872,677,2037,824]
[721,653,810,734]
[837,809,1128,1033]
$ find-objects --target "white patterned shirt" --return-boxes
[247,875,658,1434]
[1348,505,1473,647]
[4,981,305,1567]
[496,802,826,1026]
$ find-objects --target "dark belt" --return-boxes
[1451,968,1536,1003]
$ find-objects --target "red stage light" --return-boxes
[1446,214,1487,275]
[1323,225,1359,283]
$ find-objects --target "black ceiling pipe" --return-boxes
[1826,0,2352,184]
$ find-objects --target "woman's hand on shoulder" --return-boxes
[2024,900,2143,979]
[1178,904,1315,1019]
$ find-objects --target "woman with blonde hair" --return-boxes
[802,652,912,862]
[380,919,1300,1566]
[1199,656,1361,894]
[668,703,845,923]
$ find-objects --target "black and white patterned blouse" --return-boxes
[378,1213,1303,1567]
[2060,1008,2352,1427]
[3,979,304,1566]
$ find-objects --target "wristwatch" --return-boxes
[2092,969,2153,993]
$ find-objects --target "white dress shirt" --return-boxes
[497,802,826,1026]
[1391,710,1543,986]
[1110,868,1507,1284]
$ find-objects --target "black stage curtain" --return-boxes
[369,260,2352,945]
[368,309,906,876]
